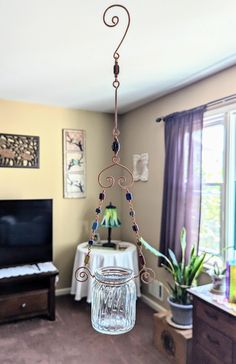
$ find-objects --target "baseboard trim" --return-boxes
[55,288,167,314]
[56,287,71,296]
[141,294,167,314]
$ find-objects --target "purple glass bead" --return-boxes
[113,62,120,76]
[139,254,145,266]
[99,192,105,200]
[92,221,99,231]
[112,139,120,154]
[132,224,139,232]
[88,240,94,246]
[126,192,133,201]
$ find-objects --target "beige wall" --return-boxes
[1,64,236,296]
[0,99,121,289]
[120,65,236,306]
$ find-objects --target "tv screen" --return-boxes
[0,199,52,268]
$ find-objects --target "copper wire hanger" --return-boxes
[75,4,155,286]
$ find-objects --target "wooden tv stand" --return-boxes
[0,265,58,324]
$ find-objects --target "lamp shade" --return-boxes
[101,202,121,228]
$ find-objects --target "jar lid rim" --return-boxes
[94,266,134,284]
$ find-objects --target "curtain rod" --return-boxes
[155,92,236,122]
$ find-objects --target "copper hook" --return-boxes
[103,4,131,60]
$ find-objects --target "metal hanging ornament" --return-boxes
[75,5,155,334]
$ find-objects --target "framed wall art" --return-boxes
[0,133,40,168]
[133,153,149,182]
[63,129,86,198]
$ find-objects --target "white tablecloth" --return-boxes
[71,241,141,302]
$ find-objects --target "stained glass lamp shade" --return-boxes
[101,202,121,248]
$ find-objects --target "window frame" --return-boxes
[200,104,236,264]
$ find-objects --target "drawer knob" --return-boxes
[207,334,219,346]
[21,303,27,309]
[204,309,218,320]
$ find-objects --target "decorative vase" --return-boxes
[91,266,136,335]
[211,274,226,294]
[167,297,193,326]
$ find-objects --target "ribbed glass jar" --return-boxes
[91,266,136,335]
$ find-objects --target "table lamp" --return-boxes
[101,202,121,248]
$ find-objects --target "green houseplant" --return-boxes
[140,227,206,326]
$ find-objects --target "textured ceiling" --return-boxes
[0,0,236,113]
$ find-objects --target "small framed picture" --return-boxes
[63,129,86,198]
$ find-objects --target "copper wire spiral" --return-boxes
[98,156,134,190]
[139,268,155,284]
[75,266,94,282]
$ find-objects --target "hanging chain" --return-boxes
[75,5,155,285]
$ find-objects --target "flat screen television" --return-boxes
[0,199,53,268]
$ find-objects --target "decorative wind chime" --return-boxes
[75,4,155,335]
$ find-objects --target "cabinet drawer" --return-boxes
[194,298,236,340]
[195,319,233,364]
[193,343,224,364]
[0,290,48,320]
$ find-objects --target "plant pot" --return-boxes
[167,297,193,326]
[211,274,226,294]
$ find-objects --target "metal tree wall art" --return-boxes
[0,133,39,168]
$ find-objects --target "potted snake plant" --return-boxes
[140,227,206,326]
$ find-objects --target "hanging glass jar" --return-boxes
[91,266,136,334]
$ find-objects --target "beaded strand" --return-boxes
[125,189,147,271]
[83,190,106,265]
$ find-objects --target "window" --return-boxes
[199,106,236,262]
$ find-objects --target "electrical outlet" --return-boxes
[148,279,164,301]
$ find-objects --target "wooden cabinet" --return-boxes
[0,269,58,323]
[189,285,236,364]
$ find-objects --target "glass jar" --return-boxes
[91,266,136,335]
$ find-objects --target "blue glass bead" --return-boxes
[96,207,101,214]
[99,192,105,200]
[92,221,99,231]
[126,192,133,201]
[132,224,139,232]
[88,240,94,246]
[129,210,135,217]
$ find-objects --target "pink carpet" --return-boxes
[0,295,170,364]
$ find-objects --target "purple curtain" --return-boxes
[159,106,206,262]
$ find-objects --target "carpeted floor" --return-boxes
[0,295,170,364]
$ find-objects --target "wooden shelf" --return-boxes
[0,269,58,324]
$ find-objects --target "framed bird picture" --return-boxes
[63,129,86,198]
